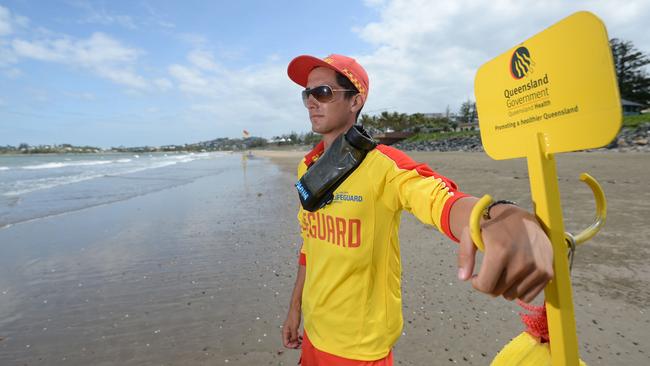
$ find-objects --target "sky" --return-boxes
[0,0,648,148]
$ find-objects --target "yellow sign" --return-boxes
[472,11,621,365]
[474,11,621,160]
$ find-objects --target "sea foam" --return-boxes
[22,160,112,170]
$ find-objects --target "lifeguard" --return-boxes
[281,53,554,365]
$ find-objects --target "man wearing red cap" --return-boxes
[282,54,554,365]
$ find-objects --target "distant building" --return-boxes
[423,112,459,121]
[622,98,645,115]
[457,121,478,131]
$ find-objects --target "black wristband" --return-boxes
[483,200,518,220]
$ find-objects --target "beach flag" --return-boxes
[242,129,250,139]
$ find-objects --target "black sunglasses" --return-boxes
[302,85,356,106]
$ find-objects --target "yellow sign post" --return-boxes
[472,11,621,366]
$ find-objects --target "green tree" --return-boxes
[458,99,477,124]
[289,131,299,144]
[377,111,409,131]
[300,132,322,145]
[359,114,380,129]
[407,113,427,133]
[378,111,392,131]
[428,116,452,132]
[610,38,650,105]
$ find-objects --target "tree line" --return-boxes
[359,104,477,134]
[610,38,650,105]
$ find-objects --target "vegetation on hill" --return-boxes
[623,113,650,128]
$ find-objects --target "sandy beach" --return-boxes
[259,149,650,365]
[0,150,648,365]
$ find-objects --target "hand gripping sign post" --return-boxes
[471,11,620,366]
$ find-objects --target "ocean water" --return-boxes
[0,150,304,365]
[0,152,231,228]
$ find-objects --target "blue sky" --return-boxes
[1,1,648,148]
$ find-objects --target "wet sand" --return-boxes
[0,155,304,365]
[0,151,647,365]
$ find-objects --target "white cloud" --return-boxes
[11,32,151,89]
[94,65,148,89]
[12,38,64,61]
[188,49,223,73]
[1,6,171,91]
[141,2,175,29]
[354,0,650,115]
[69,32,140,65]
[68,0,175,30]
[167,49,306,137]
[70,0,137,29]
[0,6,12,36]
[168,64,210,93]
[0,39,17,66]
[0,5,28,37]
[82,11,137,30]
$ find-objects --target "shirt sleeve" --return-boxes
[298,243,306,266]
[373,145,469,242]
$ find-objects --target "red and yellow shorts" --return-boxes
[299,331,394,366]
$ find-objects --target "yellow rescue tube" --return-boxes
[491,332,587,366]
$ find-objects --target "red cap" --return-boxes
[287,54,369,97]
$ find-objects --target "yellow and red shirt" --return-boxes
[296,141,468,361]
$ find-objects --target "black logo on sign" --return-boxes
[510,47,534,79]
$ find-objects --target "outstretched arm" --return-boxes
[369,147,553,302]
[449,196,554,303]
